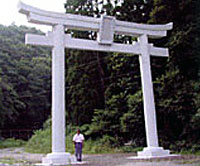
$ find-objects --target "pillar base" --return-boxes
[41,152,76,165]
[137,147,170,158]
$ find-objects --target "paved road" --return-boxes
[0,148,199,166]
[84,153,200,166]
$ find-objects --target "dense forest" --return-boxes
[0,0,200,152]
[0,24,51,138]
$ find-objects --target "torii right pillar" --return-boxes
[137,34,170,158]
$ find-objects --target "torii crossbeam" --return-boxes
[18,1,173,165]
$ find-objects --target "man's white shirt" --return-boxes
[73,133,84,143]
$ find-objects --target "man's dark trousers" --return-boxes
[75,142,82,162]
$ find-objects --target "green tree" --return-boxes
[0,24,51,137]
[147,0,200,149]
[63,0,200,151]
[149,0,198,79]
[65,0,113,125]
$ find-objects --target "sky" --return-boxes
[0,0,66,32]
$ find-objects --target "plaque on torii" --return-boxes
[18,1,173,165]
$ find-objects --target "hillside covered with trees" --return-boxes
[64,0,200,151]
[0,0,199,152]
[0,24,51,138]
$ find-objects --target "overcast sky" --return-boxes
[0,0,66,32]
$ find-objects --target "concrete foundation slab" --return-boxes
[41,152,76,165]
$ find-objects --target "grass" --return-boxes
[119,146,143,153]
[0,157,16,165]
[179,150,200,156]
[25,130,118,154]
[24,126,127,154]
[0,157,34,166]
[24,128,51,153]
[1,125,200,157]
[24,126,200,155]
[0,138,25,149]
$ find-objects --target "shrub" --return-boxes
[0,138,25,148]
[25,128,51,153]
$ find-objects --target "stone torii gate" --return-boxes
[18,1,173,165]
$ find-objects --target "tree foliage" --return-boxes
[64,0,200,151]
[0,0,199,152]
[0,24,51,135]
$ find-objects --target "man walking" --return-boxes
[73,129,84,162]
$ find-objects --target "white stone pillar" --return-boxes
[138,34,170,158]
[42,24,76,165]
[139,34,159,148]
[52,24,66,153]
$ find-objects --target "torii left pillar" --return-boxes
[18,2,76,164]
[24,24,75,165]
[41,25,73,165]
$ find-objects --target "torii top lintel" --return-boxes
[18,1,173,39]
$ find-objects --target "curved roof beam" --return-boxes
[18,1,173,38]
